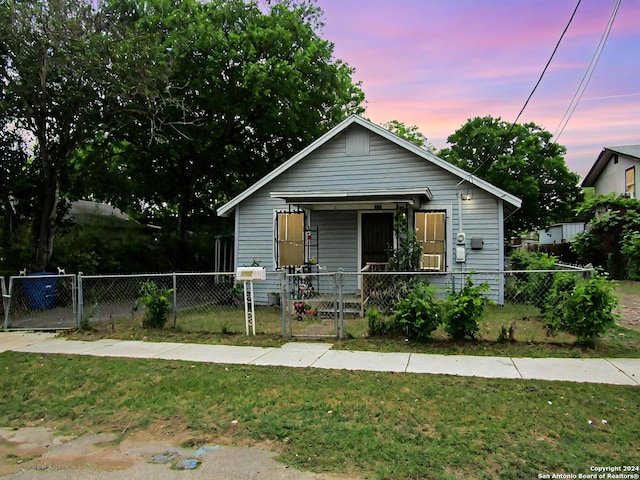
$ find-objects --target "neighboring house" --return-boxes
[582,145,640,198]
[65,200,159,245]
[538,222,586,245]
[217,115,521,304]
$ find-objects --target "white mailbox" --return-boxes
[235,266,266,336]
[236,266,266,281]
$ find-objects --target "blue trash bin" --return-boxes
[23,272,58,310]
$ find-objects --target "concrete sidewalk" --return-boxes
[1,331,639,386]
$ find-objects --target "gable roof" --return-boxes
[217,115,522,217]
[582,145,640,187]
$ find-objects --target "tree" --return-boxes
[572,194,640,279]
[0,0,121,271]
[0,0,169,271]
[2,0,365,272]
[0,126,40,273]
[439,116,583,239]
[82,0,365,239]
[383,120,434,151]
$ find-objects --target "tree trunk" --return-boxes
[35,158,59,271]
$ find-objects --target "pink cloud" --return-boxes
[318,0,640,180]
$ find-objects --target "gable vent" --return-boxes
[346,127,370,156]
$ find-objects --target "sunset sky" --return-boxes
[317,0,639,179]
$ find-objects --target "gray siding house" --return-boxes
[217,115,521,304]
[582,145,640,198]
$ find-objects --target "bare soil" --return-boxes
[616,287,640,332]
[0,426,359,479]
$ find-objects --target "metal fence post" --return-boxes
[3,276,11,329]
[337,269,344,340]
[172,273,177,329]
[77,273,83,328]
[280,270,287,337]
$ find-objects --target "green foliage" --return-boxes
[2,0,365,272]
[543,269,619,346]
[219,320,235,335]
[394,282,442,340]
[1,0,123,270]
[383,120,435,151]
[134,281,173,329]
[439,116,583,238]
[88,0,365,233]
[3,353,640,480]
[550,272,619,347]
[387,208,422,272]
[506,250,557,308]
[509,249,557,271]
[572,194,640,279]
[443,276,494,340]
[621,230,640,280]
[366,307,401,337]
[51,224,168,274]
[366,307,384,336]
[542,272,581,331]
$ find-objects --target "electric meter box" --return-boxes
[471,237,484,250]
[236,267,266,281]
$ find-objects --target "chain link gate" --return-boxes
[284,271,343,338]
[4,273,77,330]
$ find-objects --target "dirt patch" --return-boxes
[0,426,360,480]
[616,287,640,332]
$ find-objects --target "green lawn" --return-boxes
[1,352,638,479]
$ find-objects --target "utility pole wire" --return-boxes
[457,0,582,186]
[553,0,621,141]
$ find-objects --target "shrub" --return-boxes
[443,276,494,340]
[572,193,640,279]
[558,272,618,347]
[366,307,385,336]
[506,250,558,308]
[134,281,173,329]
[542,272,581,334]
[394,282,442,340]
[509,249,557,271]
[621,230,640,280]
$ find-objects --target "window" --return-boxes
[625,167,635,199]
[276,212,305,267]
[415,211,446,271]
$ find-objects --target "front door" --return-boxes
[361,212,394,268]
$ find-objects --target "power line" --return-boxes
[553,0,621,140]
[458,0,582,185]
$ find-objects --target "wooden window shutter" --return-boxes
[277,212,305,267]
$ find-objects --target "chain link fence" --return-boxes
[2,267,592,337]
[79,272,247,331]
